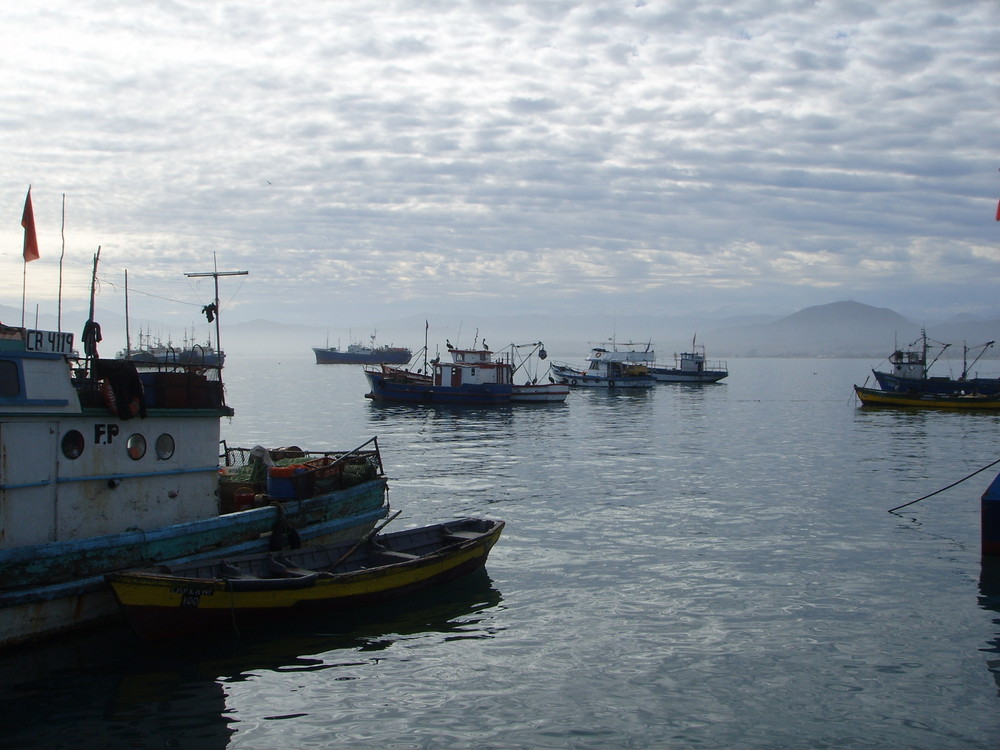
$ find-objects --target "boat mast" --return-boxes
[923,330,950,375]
[82,247,102,373]
[423,320,429,373]
[124,269,132,359]
[184,254,248,368]
[963,340,995,379]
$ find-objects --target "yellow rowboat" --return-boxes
[106,518,504,640]
[854,385,1000,410]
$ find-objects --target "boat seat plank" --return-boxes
[376,550,421,561]
[443,531,481,541]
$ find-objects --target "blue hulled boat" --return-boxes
[872,330,998,396]
[364,339,568,404]
[364,345,513,404]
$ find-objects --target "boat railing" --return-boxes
[74,359,228,411]
[703,359,728,371]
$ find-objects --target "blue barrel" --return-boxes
[266,466,305,499]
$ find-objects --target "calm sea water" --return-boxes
[3,355,1000,749]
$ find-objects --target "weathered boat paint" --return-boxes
[0,320,389,649]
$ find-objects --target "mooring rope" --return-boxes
[888,456,1000,513]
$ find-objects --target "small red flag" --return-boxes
[21,188,39,262]
[995,198,1000,222]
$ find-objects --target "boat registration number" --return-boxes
[25,329,74,354]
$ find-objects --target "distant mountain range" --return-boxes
[3,300,998,360]
[701,301,997,359]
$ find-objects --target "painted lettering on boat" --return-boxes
[170,584,215,608]
[93,424,120,444]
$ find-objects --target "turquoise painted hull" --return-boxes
[0,480,387,648]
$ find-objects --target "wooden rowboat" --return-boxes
[105,517,504,640]
[854,385,1000,410]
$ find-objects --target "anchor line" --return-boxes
[888,456,1000,513]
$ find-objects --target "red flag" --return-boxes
[21,188,39,262]
[996,198,1000,222]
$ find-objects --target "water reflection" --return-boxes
[978,559,1000,696]
[0,571,502,749]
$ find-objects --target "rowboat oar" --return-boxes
[326,509,403,570]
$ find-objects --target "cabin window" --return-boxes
[61,430,85,459]
[155,433,175,460]
[126,434,147,461]
[0,361,19,397]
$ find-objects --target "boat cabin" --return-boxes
[435,348,512,388]
[677,350,706,373]
[889,348,926,379]
[585,346,652,377]
[1,325,231,548]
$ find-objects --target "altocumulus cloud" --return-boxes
[1,0,998,328]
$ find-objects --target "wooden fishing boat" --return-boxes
[854,385,1000,409]
[106,518,504,640]
[364,337,568,404]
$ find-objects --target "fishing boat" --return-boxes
[364,338,568,404]
[872,330,998,396]
[0,269,389,649]
[853,385,1000,409]
[105,517,504,640]
[313,333,411,365]
[649,337,728,383]
[551,341,656,388]
[118,329,225,368]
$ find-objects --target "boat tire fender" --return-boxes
[608,380,615,388]
[101,379,142,419]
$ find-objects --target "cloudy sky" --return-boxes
[3,0,999,340]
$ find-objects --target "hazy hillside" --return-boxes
[703,301,924,358]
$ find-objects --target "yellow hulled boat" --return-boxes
[106,517,504,640]
[854,385,1000,410]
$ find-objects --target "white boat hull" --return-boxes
[550,365,655,388]
[511,384,570,402]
